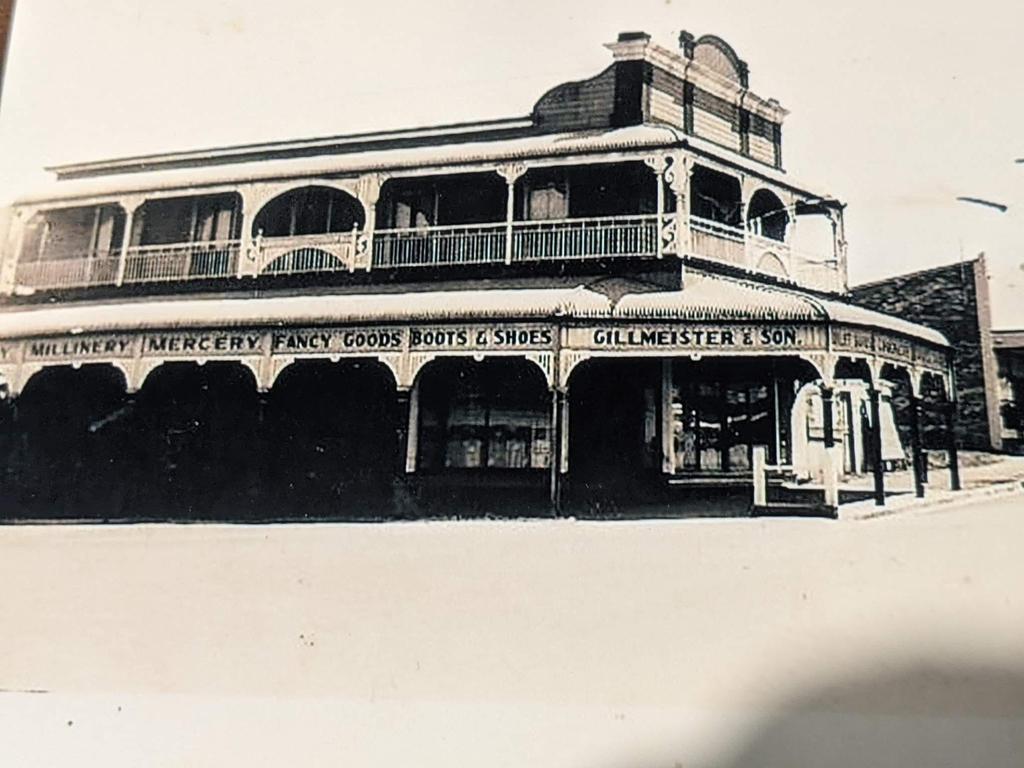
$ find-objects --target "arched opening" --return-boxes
[567,358,662,507]
[920,371,952,451]
[880,363,925,495]
[266,359,397,519]
[794,358,906,505]
[412,357,551,516]
[757,252,789,277]
[133,362,259,519]
[253,186,365,238]
[263,248,347,275]
[747,189,789,242]
[688,166,744,265]
[9,365,128,519]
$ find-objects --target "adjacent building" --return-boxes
[851,255,1024,455]
[0,30,958,519]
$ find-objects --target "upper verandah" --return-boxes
[1,30,846,298]
[41,30,790,188]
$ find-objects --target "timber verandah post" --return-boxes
[907,370,926,499]
[549,322,566,516]
[867,384,886,506]
[643,155,669,258]
[393,387,415,516]
[254,390,272,510]
[549,387,566,515]
[115,197,144,287]
[819,382,841,512]
[497,164,527,266]
[944,363,962,492]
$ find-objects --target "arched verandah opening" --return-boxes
[567,358,661,503]
[411,356,552,517]
[8,364,129,519]
[253,186,365,239]
[746,188,789,242]
[253,186,366,276]
[265,359,397,520]
[132,362,260,519]
[566,355,823,516]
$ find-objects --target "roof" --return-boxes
[0,271,948,348]
[17,124,831,207]
[17,126,677,205]
[45,117,536,179]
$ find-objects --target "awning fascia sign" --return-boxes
[0,318,949,396]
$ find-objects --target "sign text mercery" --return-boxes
[145,333,264,355]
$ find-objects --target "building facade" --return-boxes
[0,31,958,520]
[851,255,1024,455]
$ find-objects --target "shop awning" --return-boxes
[0,271,947,349]
[0,285,613,338]
[611,271,948,347]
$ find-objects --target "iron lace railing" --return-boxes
[511,215,659,261]
[372,223,507,268]
[122,240,241,284]
[256,232,358,276]
[14,252,121,290]
[372,215,661,269]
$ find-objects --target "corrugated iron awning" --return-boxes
[0,286,613,338]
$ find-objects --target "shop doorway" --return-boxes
[11,364,129,519]
[567,359,661,501]
[133,362,259,519]
[266,360,397,519]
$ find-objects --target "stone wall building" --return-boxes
[851,255,1023,454]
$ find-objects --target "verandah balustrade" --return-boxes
[9,214,842,292]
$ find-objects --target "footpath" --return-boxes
[840,451,1024,520]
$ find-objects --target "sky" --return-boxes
[0,0,1021,325]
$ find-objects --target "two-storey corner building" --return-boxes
[0,30,960,520]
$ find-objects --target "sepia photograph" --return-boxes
[0,0,1022,765]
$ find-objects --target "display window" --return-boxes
[416,360,551,472]
[671,362,776,473]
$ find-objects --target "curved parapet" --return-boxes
[531,65,619,132]
[691,35,749,87]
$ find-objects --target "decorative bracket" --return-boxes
[496,163,528,184]
[357,173,389,209]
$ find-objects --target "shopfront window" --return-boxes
[417,360,551,472]
[671,361,775,473]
